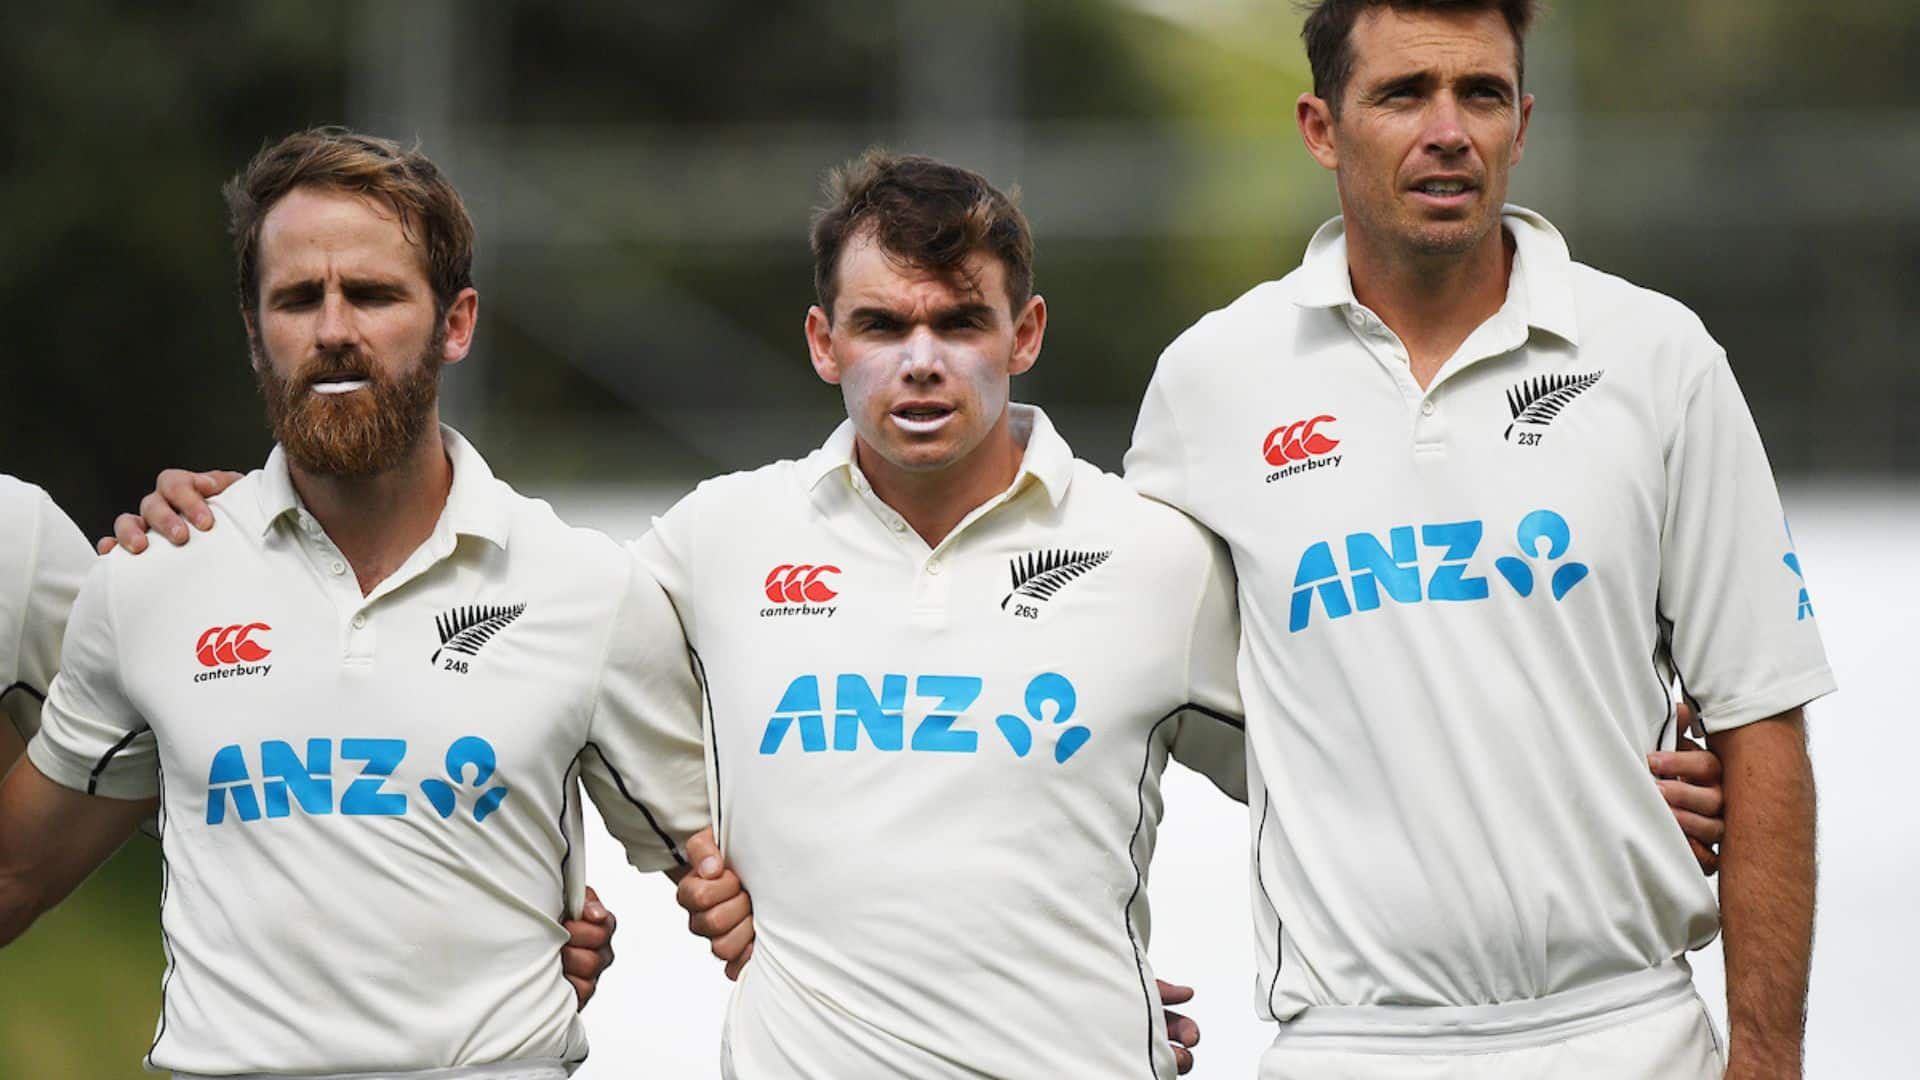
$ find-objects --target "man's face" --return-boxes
[1304,7,1532,258]
[805,230,1043,477]
[248,185,472,477]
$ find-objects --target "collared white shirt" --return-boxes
[29,429,708,1077]
[634,404,1245,1079]
[0,475,93,748]
[1127,207,1835,1018]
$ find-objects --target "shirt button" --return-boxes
[891,520,907,533]
[351,613,367,629]
[926,560,944,575]
[330,560,347,575]
[1421,400,1436,416]
[1348,309,1365,327]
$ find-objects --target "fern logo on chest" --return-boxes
[1001,549,1111,620]
[1504,370,1603,444]
[431,603,528,670]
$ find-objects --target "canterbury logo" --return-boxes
[1506,371,1602,440]
[765,564,840,604]
[1263,416,1340,465]
[196,624,271,667]
[432,604,526,665]
[1003,549,1110,610]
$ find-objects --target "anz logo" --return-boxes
[759,672,1091,764]
[205,736,510,825]
[1291,509,1592,632]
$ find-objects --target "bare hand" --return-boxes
[1158,979,1201,1074]
[97,469,242,554]
[674,827,754,979]
[1647,702,1724,875]
[560,886,617,1009]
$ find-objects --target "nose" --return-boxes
[901,326,942,381]
[314,290,356,350]
[1423,93,1471,157]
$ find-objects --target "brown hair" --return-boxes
[224,126,475,315]
[1301,0,1536,114]
[810,149,1034,320]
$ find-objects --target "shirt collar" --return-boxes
[800,402,1076,508]
[254,424,511,549]
[1292,204,1581,346]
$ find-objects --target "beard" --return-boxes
[253,329,443,478]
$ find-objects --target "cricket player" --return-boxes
[117,150,1730,1078]
[0,477,93,778]
[0,128,705,1078]
[1123,2,1833,1076]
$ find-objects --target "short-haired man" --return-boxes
[0,128,706,1079]
[118,148,1729,1078]
[1125,2,1832,1077]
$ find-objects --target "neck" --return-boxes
[1345,220,1515,388]
[856,412,1024,549]
[288,422,453,596]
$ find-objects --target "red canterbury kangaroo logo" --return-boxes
[764,565,841,604]
[196,623,272,667]
[1262,416,1340,465]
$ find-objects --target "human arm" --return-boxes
[1709,709,1815,1079]
[2,484,94,761]
[98,468,243,554]
[673,827,755,980]
[560,886,617,1009]
[0,757,155,945]
[1649,704,1726,875]
[1167,521,1248,801]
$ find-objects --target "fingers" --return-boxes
[156,469,218,533]
[1670,805,1725,847]
[582,885,616,929]
[567,973,594,1010]
[708,913,755,965]
[137,490,190,547]
[96,536,119,555]
[684,827,723,879]
[1687,834,1720,876]
[1675,701,1701,738]
[109,513,149,554]
[689,891,752,946]
[1156,978,1195,1006]
[1655,777,1723,819]
[1647,748,1722,785]
[1172,1043,1193,1074]
[723,940,755,982]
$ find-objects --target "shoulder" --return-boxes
[1568,262,1723,378]
[490,479,631,588]
[1160,277,1304,361]
[1062,463,1220,567]
[656,456,814,535]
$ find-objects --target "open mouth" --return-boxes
[309,374,371,396]
[890,403,955,433]
[1409,177,1478,205]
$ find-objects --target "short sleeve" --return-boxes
[576,549,710,874]
[1660,351,1837,733]
[4,487,94,743]
[1169,524,1247,802]
[1123,363,1191,512]
[27,555,158,799]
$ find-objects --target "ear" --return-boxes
[1297,93,1340,172]
[805,305,841,385]
[1511,93,1534,167]
[1008,294,1046,377]
[439,287,480,366]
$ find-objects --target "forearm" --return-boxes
[1710,710,1816,1076]
[0,758,151,947]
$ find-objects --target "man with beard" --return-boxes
[1124,2,1832,1077]
[115,148,1731,1079]
[0,128,706,1079]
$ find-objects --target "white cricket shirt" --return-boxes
[634,404,1246,1079]
[1126,208,1836,1019]
[0,475,93,748]
[28,429,708,1077]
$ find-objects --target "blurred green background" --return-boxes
[3,1,1916,1075]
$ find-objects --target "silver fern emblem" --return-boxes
[431,603,527,664]
[1505,370,1603,440]
[1002,549,1111,609]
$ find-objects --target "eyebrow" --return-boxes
[1364,68,1516,98]
[845,301,998,323]
[263,274,412,306]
